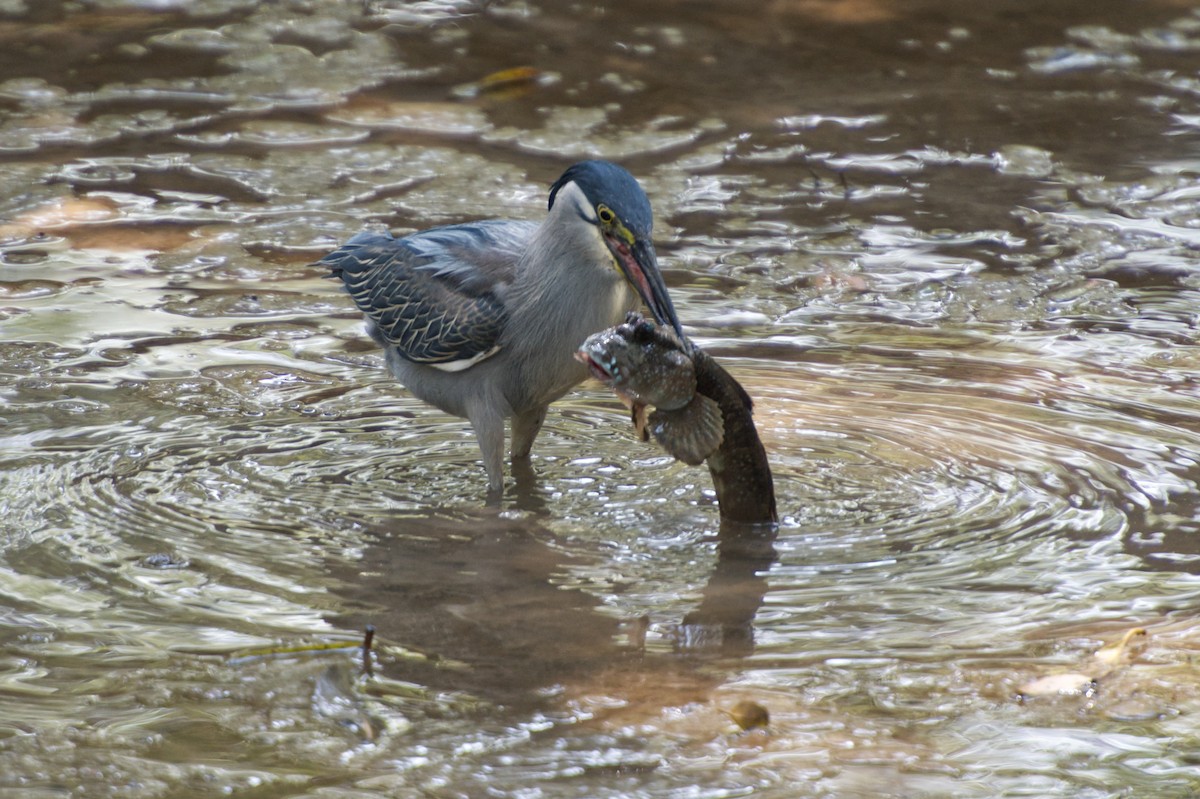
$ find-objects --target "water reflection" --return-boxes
[316,508,782,796]
[330,511,778,697]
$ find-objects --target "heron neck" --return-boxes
[503,214,635,407]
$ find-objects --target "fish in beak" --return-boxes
[605,234,689,352]
[575,313,722,465]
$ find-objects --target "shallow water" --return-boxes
[4,0,1200,796]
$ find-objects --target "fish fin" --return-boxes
[632,402,650,442]
[648,394,724,465]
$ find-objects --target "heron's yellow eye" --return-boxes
[597,205,615,225]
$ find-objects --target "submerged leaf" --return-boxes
[1094,627,1147,667]
[1018,672,1096,699]
[724,700,770,730]
[452,66,550,100]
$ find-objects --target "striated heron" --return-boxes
[322,160,686,493]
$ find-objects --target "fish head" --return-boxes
[575,312,696,410]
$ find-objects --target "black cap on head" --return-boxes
[548,160,653,236]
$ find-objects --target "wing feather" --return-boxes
[321,221,535,366]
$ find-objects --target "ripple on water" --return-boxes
[6,0,1200,795]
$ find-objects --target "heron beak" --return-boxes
[610,236,689,351]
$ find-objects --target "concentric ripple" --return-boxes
[6,0,1200,796]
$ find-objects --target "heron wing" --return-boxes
[321,221,536,367]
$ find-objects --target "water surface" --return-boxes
[4,1,1200,797]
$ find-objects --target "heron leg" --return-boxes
[468,407,507,494]
[510,405,547,460]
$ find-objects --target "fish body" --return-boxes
[577,314,724,466]
[577,313,777,524]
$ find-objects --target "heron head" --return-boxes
[549,160,688,350]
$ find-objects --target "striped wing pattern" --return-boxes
[322,222,533,366]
